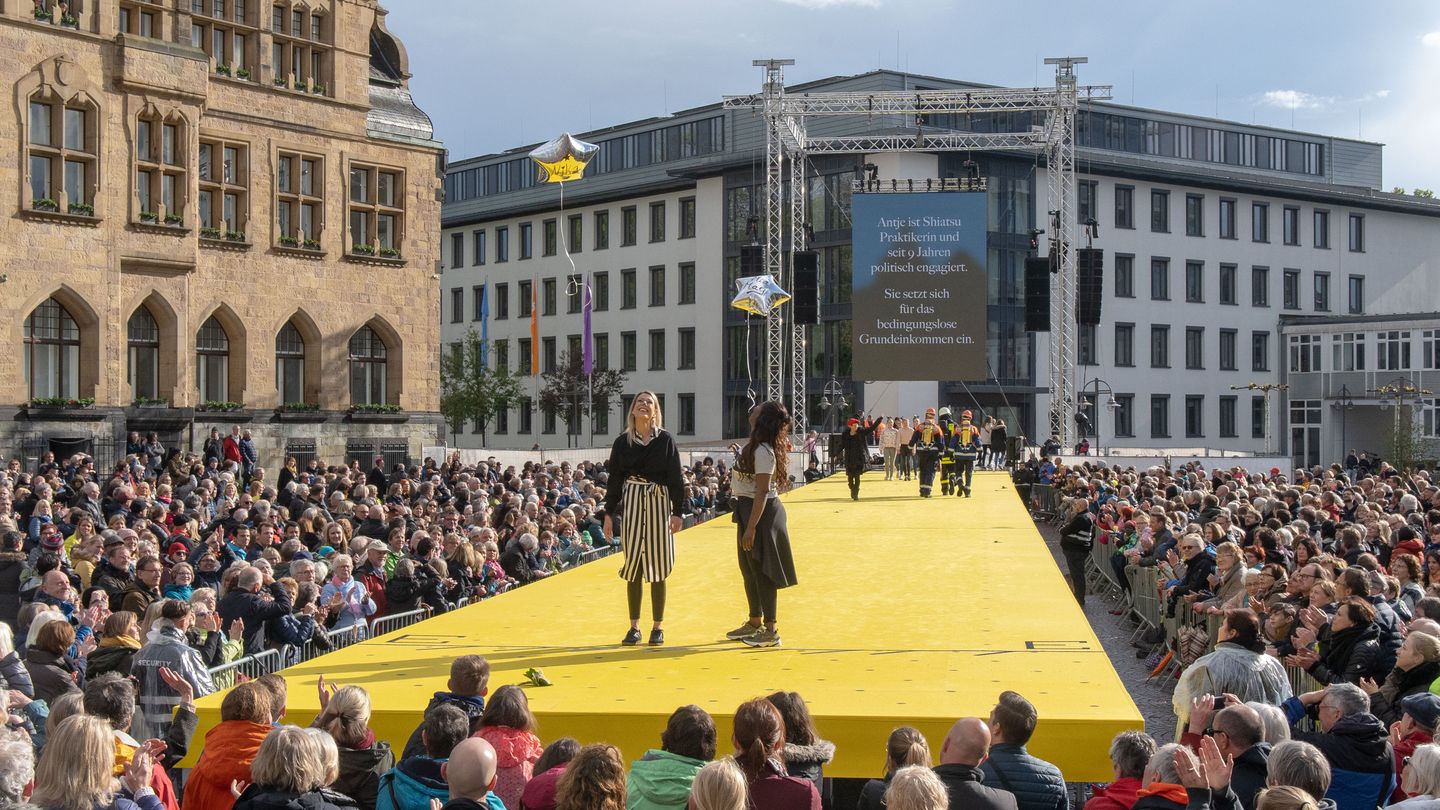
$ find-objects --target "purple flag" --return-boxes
[582,278,594,376]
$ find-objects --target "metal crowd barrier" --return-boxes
[206,647,284,683]
[1030,484,1061,519]
[368,607,432,638]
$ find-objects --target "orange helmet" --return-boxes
[961,410,972,419]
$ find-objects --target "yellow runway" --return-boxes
[190,471,1142,779]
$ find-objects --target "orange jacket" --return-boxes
[181,720,272,810]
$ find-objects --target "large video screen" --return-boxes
[850,192,988,381]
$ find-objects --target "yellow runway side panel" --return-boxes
[188,472,1142,779]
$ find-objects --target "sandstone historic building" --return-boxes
[1,0,443,470]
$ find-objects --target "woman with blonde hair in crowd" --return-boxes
[858,727,930,810]
[30,714,160,810]
[313,684,393,810]
[1361,631,1440,725]
[555,743,627,810]
[1394,743,1440,809]
[1255,786,1319,810]
[234,725,357,810]
[690,759,748,810]
[883,766,948,810]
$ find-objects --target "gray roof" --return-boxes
[368,83,434,144]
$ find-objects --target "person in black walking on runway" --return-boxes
[603,390,687,646]
[726,400,798,648]
[838,415,883,500]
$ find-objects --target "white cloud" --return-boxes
[1422,30,1440,47]
[774,0,881,8]
[1258,89,1334,110]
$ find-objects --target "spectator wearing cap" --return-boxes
[1390,693,1440,804]
[356,539,390,618]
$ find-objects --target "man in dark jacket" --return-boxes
[1181,701,1269,810]
[934,717,1018,810]
[1282,683,1394,810]
[93,541,135,611]
[438,737,502,810]
[218,566,293,654]
[838,416,882,501]
[401,655,490,760]
[980,691,1068,810]
[1058,496,1095,604]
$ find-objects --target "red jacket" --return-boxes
[1084,777,1143,810]
[1393,729,1433,803]
[222,436,242,463]
[182,720,272,810]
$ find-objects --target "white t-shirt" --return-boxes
[731,443,778,499]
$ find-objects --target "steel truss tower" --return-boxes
[725,59,1109,446]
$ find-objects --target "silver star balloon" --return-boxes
[730,275,791,316]
[528,133,601,183]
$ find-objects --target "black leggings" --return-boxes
[738,545,778,624]
[627,579,667,622]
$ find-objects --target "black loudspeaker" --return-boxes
[1024,256,1052,332]
[740,245,764,277]
[793,250,819,325]
[1076,248,1103,326]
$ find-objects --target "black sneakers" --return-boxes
[621,627,642,645]
[649,628,665,646]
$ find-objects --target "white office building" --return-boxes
[441,68,1440,461]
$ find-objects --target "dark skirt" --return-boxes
[733,496,797,589]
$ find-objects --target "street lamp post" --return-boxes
[1370,376,1434,459]
[1230,382,1289,456]
[817,375,848,473]
[1331,384,1354,466]
[1077,378,1119,456]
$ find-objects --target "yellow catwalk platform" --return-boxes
[188,471,1142,779]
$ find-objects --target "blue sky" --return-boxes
[383,0,1440,190]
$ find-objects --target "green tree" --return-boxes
[538,349,628,446]
[1415,188,1435,199]
[439,329,523,444]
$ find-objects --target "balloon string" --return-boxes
[560,181,581,296]
[744,313,756,408]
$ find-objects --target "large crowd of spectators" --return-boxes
[1022,451,1440,810]
[8,426,1440,810]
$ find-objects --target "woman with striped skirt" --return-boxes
[603,391,687,646]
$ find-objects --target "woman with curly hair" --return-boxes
[555,744,627,810]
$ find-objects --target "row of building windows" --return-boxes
[444,117,725,202]
[919,108,1325,176]
[445,198,696,268]
[1080,324,1274,373]
[1286,330,1440,374]
[1078,182,1365,251]
[23,96,406,255]
[22,296,397,407]
[447,263,698,323]
[477,391,698,437]
[112,0,332,94]
[472,327,699,377]
[1094,392,1271,441]
[1110,255,1364,314]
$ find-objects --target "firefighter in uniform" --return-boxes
[909,408,946,498]
[936,407,957,495]
[950,410,981,497]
